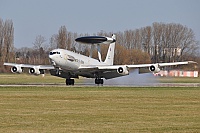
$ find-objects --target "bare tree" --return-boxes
[32,35,46,64]
[0,19,14,72]
[33,35,46,50]
[1,20,14,62]
[141,26,152,54]
[151,23,198,63]
[0,18,3,62]
[57,26,67,49]
[49,34,59,50]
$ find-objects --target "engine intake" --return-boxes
[149,64,160,73]
[117,66,129,75]
[29,67,44,75]
[11,66,23,73]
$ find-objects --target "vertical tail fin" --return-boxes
[104,34,116,65]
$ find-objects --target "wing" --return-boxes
[4,63,54,69]
[127,61,196,68]
[4,62,55,75]
[78,61,197,79]
[78,65,125,79]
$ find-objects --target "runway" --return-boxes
[0,83,200,87]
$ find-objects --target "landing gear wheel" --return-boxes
[66,79,75,85]
[95,78,104,85]
[100,79,104,84]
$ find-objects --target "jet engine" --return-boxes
[117,66,129,75]
[29,67,44,75]
[11,66,23,73]
[149,64,160,73]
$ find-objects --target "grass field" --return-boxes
[0,74,64,84]
[0,86,199,133]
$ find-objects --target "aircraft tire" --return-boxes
[95,78,104,85]
[100,79,104,84]
[66,79,74,86]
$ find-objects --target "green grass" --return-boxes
[0,86,199,132]
[0,74,65,84]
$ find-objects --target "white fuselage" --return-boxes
[49,49,107,71]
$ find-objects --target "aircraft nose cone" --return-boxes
[49,54,52,59]
[49,52,56,66]
[49,51,56,60]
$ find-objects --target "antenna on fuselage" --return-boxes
[75,35,116,62]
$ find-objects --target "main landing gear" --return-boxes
[95,78,104,85]
[66,79,74,85]
[65,78,103,85]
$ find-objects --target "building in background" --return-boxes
[157,70,198,77]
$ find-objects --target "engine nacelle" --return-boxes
[149,64,160,73]
[117,66,129,75]
[29,67,44,75]
[11,66,23,73]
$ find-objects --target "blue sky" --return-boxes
[1,0,200,48]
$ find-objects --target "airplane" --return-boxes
[4,34,196,85]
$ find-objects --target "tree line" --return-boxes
[0,18,15,72]
[0,18,199,72]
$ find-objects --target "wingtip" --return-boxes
[188,61,198,64]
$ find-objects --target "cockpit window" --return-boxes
[50,52,55,55]
[49,51,60,55]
